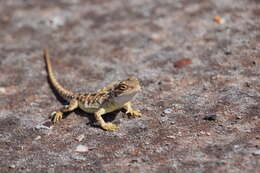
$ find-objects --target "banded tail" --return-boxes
[43,49,76,100]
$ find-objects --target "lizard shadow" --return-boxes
[73,109,121,129]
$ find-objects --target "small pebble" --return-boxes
[236,115,242,119]
[0,87,6,94]
[75,145,89,152]
[200,131,206,135]
[9,164,15,169]
[34,136,41,140]
[76,134,85,142]
[234,145,240,149]
[163,108,173,114]
[203,114,217,121]
[174,58,192,68]
[252,150,260,156]
[213,16,225,24]
[35,124,52,130]
[141,156,150,162]
[253,116,258,120]
[71,155,87,161]
[35,121,53,130]
[166,135,176,139]
[177,131,182,136]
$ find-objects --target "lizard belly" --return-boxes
[79,101,123,114]
[78,102,99,113]
[103,103,123,113]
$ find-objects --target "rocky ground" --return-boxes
[0,0,259,172]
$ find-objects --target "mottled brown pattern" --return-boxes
[43,49,142,131]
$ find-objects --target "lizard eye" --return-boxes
[119,84,128,90]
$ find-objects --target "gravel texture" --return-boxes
[0,0,259,172]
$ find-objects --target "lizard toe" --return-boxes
[103,123,118,131]
[127,110,142,117]
[51,111,63,123]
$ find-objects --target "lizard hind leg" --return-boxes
[51,99,79,123]
[94,108,118,131]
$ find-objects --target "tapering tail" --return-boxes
[43,49,76,100]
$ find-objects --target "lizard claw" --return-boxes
[50,111,63,123]
[102,123,118,131]
[126,110,142,117]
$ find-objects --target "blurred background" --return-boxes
[0,0,259,172]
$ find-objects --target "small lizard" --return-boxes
[43,49,142,131]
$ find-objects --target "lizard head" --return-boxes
[112,77,141,105]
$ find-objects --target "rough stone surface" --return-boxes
[0,0,259,172]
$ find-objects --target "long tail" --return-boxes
[43,49,76,100]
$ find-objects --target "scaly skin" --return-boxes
[43,49,142,131]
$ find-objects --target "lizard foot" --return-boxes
[101,123,118,131]
[51,111,63,123]
[126,109,142,117]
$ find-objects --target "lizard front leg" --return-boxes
[51,99,78,123]
[123,102,142,117]
[94,108,118,131]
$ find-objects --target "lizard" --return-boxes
[43,49,142,131]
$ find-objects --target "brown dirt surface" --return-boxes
[0,0,259,172]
